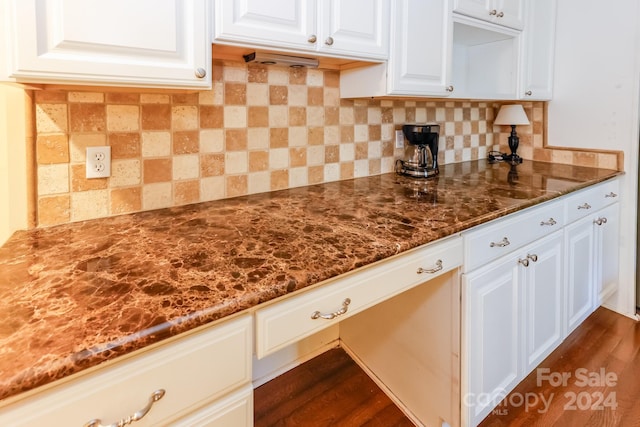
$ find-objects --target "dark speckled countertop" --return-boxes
[0,160,622,402]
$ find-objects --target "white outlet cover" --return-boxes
[395,130,405,149]
[86,146,111,179]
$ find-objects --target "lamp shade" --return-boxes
[494,104,530,126]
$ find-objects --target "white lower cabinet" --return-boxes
[0,315,253,427]
[463,231,563,427]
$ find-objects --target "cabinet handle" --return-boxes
[518,258,530,267]
[324,36,334,46]
[593,217,608,226]
[311,298,351,320]
[194,68,207,79]
[525,90,533,96]
[527,254,538,262]
[489,237,510,248]
[308,34,317,43]
[84,389,165,427]
[605,192,618,198]
[577,203,592,210]
[489,9,498,15]
[417,259,443,275]
[497,11,504,17]
[540,218,557,226]
[446,85,454,92]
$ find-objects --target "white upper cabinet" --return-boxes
[2,0,211,89]
[214,0,390,61]
[340,0,453,98]
[519,0,556,100]
[453,0,524,30]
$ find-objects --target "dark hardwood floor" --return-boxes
[255,307,640,427]
[254,347,414,427]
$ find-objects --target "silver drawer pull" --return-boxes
[540,218,557,226]
[577,203,592,210]
[593,217,608,226]
[84,389,165,427]
[417,259,443,275]
[518,258,530,267]
[311,298,351,320]
[490,237,510,248]
[605,192,618,198]
[528,254,538,262]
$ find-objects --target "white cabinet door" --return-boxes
[522,232,563,373]
[7,0,211,89]
[520,0,556,100]
[453,0,524,29]
[388,0,453,96]
[318,0,389,59]
[464,257,520,427]
[564,216,595,335]
[214,0,388,61]
[593,203,620,306]
[214,0,316,51]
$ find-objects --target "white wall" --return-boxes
[548,0,640,316]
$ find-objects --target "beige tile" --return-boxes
[288,127,308,147]
[71,189,109,221]
[142,182,172,210]
[38,164,69,195]
[107,105,140,131]
[288,85,307,106]
[173,154,200,180]
[37,195,70,226]
[111,159,141,187]
[269,148,289,169]
[268,106,288,127]
[324,163,340,182]
[225,151,248,174]
[289,167,308,188]
[308,145,325,165]
[36,134,69,164]
[69,134,107,162]
[36,104,68,133]
[71,164,108,191]
[307,69,324,86]
[307,106,325,127]
[324,87,340,107]
[172,106,199,130]
[247,83,269,106]
[340,143,355,162]
[200,176,225,201]
[223,106,247,128]
[198,89,216,106]
[110,187,141,214]
[223,63,247,82]
[140,94,170,104]
[200,129,225,153]
[248,128,270,150]
[267,68,289,85]
[141,132,171,157]
[248,171,270,194]
[354,124,369,142]
[354,159,369,178]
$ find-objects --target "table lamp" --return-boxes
[494,104,530,164]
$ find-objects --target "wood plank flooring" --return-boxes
[254,347,414,427]
[255,307,640,427]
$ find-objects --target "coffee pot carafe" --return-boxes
[395,123,440,178]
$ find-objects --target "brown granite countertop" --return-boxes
[0,160,622,402]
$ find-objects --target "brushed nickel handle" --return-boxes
[540,218,557,226]
[497,11,504,17]
[417,259,443,274]
[518,258,530,267]
[489,9,498,15]
[593,217,608,226]
[605,192,618,198]
[308,34,317,43]
[194,68,207,79]
[577,203,592,210]
[311,298,351,320]
[528,254,538,262]
[84,389,166,427]
[525,90,533,96]
[490,237,510,248]
[324,36,334,46]
[446,85,454,92]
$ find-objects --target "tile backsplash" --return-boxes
[32,60,617,227]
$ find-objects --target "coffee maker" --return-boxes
[395,123,440,178]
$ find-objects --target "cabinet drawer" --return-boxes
[463,199,564,272]
[564,179,620,223]
[0,315,252,427]
[255,236,463,358]
[173,384,252,427]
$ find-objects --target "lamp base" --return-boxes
[504,153,523,164]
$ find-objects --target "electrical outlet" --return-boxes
[86,146,111,179]
[395,130,405,149]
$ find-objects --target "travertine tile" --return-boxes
[142,182,172,210]
[38,164,69,195]
[143,158,172,183]
[69,134,107,162]
[223,106,247,128]
[226,175,248,198]
[200,129,224,153]
[37,195,70,226]
[248,171,270,194]
[174,180,200,205]
[141,132,171,157]
[71,164,108,192]
[289,166,308,188]
[69,92,104,103]
[225,151,248,174]
[200,153,225,177]
[141,104,171,130]
[173,131,200,154]
[110,187,141,214]
[249,150,269,172]
[69,104,105,132]
[173,155,199,180]
[270,169,289,190]
[36,104,68,133]
[200,176,225,201]
[109,133,141,159]
[172,106,199,130]
[107,105,139,131]
[71,189,109,221]
[111,159,141,187]
[36,134,69,164]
